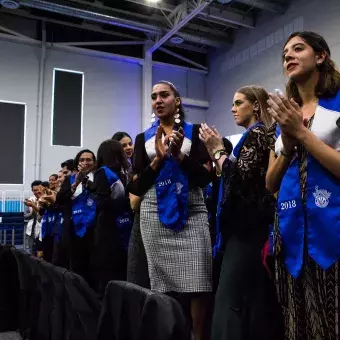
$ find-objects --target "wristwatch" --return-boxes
[213,149,227,160]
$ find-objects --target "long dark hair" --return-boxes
[284,31,340,105]
[112,131,132,142]
[156,80,186,121]
[74,149,96,168]
[96,139,129,173]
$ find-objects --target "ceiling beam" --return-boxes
[20,0,163,35]
[185,22,230,39]
[125,0,254,28]
[0,30,208,73]
[0,23,37,41]
[199,5,254,28]
[166,41,208,54]
[18,0,223,48]
[0,8,143,40]
[235,0,287,13]
[68,0,230,39]
[53,40,145,47]
[149,0,214,53]
[0,9,210,53]
[159,47,208,71]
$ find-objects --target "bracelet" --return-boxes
[280,149,292,158]
[213,149,226,157]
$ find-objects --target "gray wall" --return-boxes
[0,40,207,190]
[206,0,340,136]
[152,65,207,123]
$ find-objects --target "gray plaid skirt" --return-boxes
[140,186,212,293]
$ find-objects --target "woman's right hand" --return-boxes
[155,125,168,161]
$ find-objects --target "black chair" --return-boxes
[0,245,19,333]
[63,270,101,340]
[98,281,191,340]
[10,249,42,340]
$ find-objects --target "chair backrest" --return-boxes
[98,281,191,340]
[0,245,19,332]
[63,270,102,340]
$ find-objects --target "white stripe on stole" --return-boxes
[145,135,192,161]
[275,104,340,156]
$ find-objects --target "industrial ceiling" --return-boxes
[0,0,289,70]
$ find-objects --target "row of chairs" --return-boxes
[0,245,192,340]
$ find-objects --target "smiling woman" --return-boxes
[266,31,340,340]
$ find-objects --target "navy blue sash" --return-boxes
[101,166,133,250]
[277,92,340,278]
[70,175,96,238]
[41,210,57,239]
[144,120,193,231]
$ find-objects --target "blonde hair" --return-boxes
[236,85,273,128]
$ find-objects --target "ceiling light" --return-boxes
[170,36,184,45]
[0,0,20,9]
[147,0,161,3]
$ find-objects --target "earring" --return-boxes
[151,112,156,123]
[174,107,180,124]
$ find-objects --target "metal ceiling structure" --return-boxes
[0,0,289,172]
[0,0,289,69]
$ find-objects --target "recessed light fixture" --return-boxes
[0,0,20,9]
[170,36,184,45]
[147,0,161,3]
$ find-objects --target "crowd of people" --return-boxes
[22,31,340,340]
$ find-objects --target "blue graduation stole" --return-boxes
[70,174,96,238]
[144,120,193,231]
[277,91,340,278]
[212,177,223,258]
[41,209,56,239]
[101,166,133,250]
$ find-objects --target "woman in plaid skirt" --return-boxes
[129,80,213,340]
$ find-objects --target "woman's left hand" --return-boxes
[199,123,224,157]
[169,127,184,160]
[267,93,306,139]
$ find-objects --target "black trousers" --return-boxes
[41,235,54,263]
[52,235,70,269]
[70,227,94,285]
